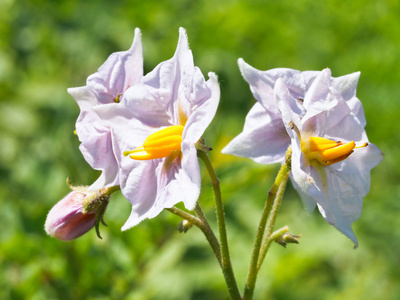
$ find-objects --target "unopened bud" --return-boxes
[45,183,110,241]
[177,219,193,233]
[275,232,302,248]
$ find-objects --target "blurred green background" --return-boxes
[1,0,399,299]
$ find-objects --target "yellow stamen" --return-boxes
[124,125,184,160]
[302,136,367,166]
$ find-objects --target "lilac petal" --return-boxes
[77,121,112,169]
[263,68,317,101]
[175,27,195,81]
[88,162,119,191]
[120,160,159,230]
[347,97,366,127]
[302,100,350,138]
[179,143,201,210]
[321,110,367,143]
[121,84,171,127]
[68,86,98,112]
[143,59,178,113]
[289,134,318,213]
[68,86,119,187]
[69,86,107,147]
[293,144,361,246]
[87,28,143,104]
[329,143,384,196]
[331,72,360,102]
[315,168,363,247]
[142,28,194,125]
[238,59,322,111]
[302,68,338,122]
[177,67,210,125]
[183,72,220,143]
[152,143,200,213]
[331,71,366,126]
[222,102,289,164]
[237,58,276,113]
[94,102,156,153]
[274,78,305,130]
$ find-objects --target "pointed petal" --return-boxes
[331,71,366,126]
[183,72,220,143]
[180,143,201,210]
[302,68,338,122]
[274,78,305,130]
[87,28,143,103]
[329,143,384,196]
[320,109,367,143]
[143,143,201,216]
[222,102,289,164]
[315,168,363,247]
[238,58,276,113]
[68,86,98,110]
[121,84,171,127]
[95,103,157,171]
[150,146,199,214]
[332,71,360,102]
[68,86,119,186]
[288,134,319,213]
[120,160,159,230]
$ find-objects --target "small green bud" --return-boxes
[177,219,193,233]
[275,231,302,248]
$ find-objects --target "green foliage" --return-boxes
[1,0,399,299]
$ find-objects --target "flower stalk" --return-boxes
[257,171,290,270]
[167,205,222,266]
[197,148,242,300]
[243,148,291,300]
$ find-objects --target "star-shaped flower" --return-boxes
[223,60,383,246]
[68,28,143,191]
[95,28,220,230]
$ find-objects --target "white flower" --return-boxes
[95,28,220,230]
[223,60,383,246]
[68,28,143,190]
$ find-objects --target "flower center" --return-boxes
[123,125,184,160]
[301,136,367,166]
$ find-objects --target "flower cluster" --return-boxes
[223,59,383,246]
[45,28,220,239]
[46,28,382,247]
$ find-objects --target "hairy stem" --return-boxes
[242,162,290,300]
[197,149,242,300]
[167,206,222,266]
[257,172,290,270]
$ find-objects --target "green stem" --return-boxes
[257,172,290,270]
[167,206,222,266]
[243,163,290,300]
[197,149,242,300]
[194,203,223,266]
[257,226,290,263]
[105,185,121,195]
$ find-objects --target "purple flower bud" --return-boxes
[45,191,97,241]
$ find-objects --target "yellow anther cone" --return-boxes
[302,136,366,166]
[124,125,184,160]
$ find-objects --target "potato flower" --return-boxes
[223,60,383,246]
[68,28,143,191]
[95,28,220,230]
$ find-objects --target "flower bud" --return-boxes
[177,219,193,233]
[45,184,111,241]
[275,232,302,248]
